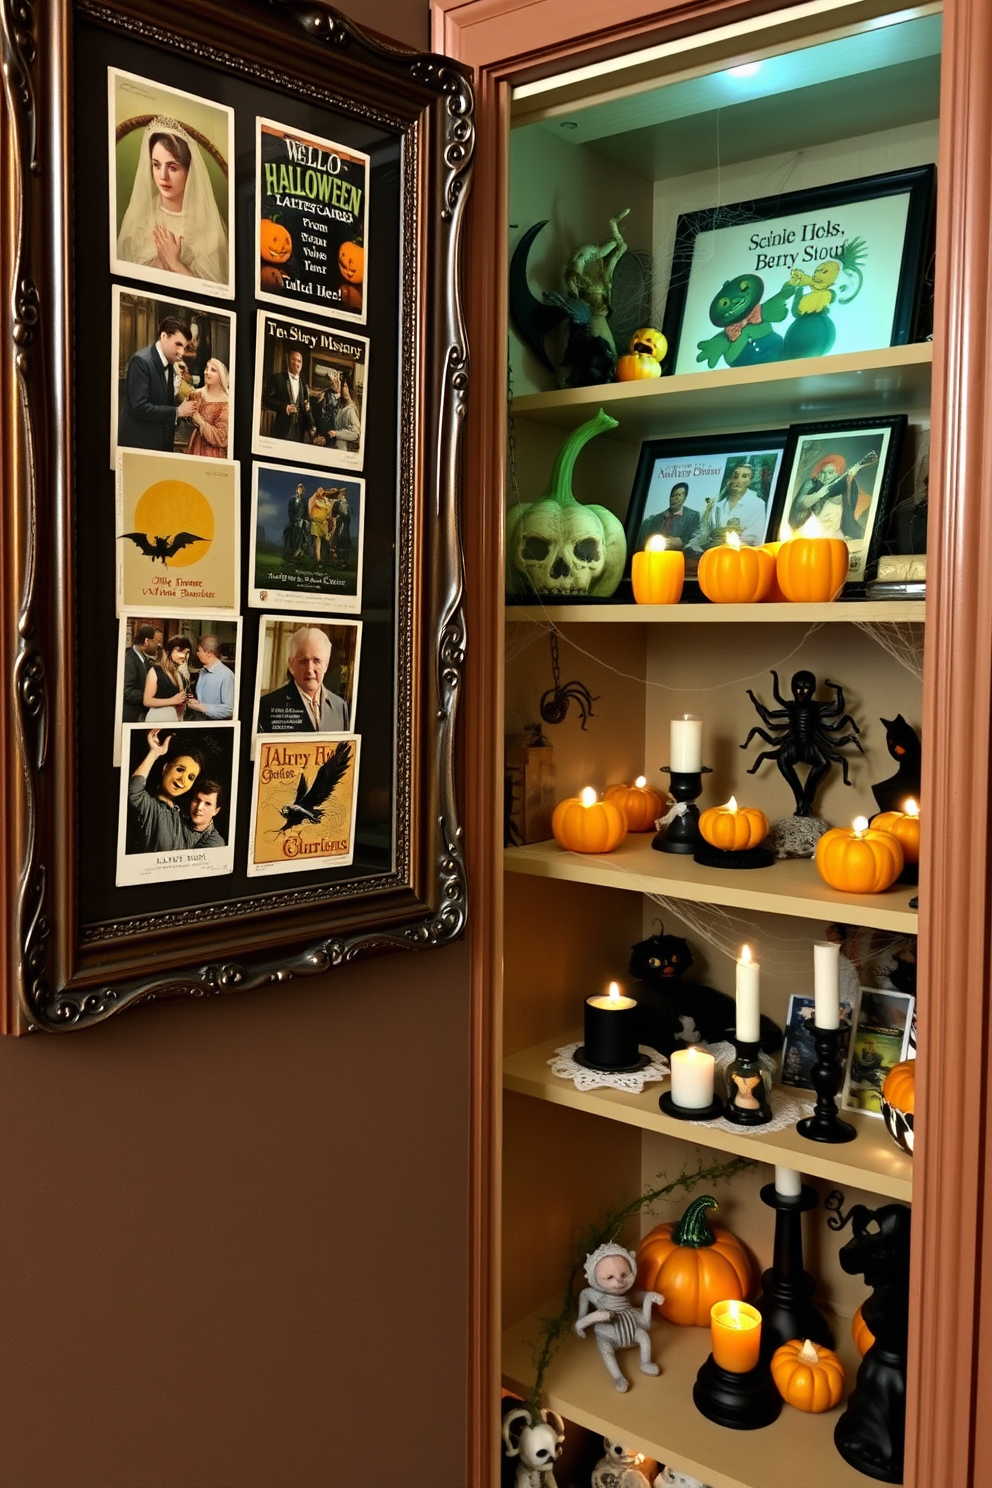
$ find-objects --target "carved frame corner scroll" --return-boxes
[0,0,473,1032]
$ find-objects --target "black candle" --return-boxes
[583,981,639,1069]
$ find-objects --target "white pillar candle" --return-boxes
[735,944,760,1042]
[813,940,841,1029]
[774,1166,803,1198]
[669,1046,716,1109]
[670,715,703,772]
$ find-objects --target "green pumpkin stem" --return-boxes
[545,408,619,506]
[672,1194,719,1248]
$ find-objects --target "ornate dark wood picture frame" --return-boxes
[0,0,473,1032]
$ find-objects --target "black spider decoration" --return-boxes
[539,631,599,730]
[740,669,864,817]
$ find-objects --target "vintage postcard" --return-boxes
[247,734,360,877]
[111,284,236,470]
[248,462,364,612]
[251,615,361,758]
[255,117,369,324]
[108,68,235,300]
[780,991,856,1090]
[114,610,242,766]
[841,987,915,1115]
[116,450,240,615]
[116,721,239,887]
[251,311,368,471]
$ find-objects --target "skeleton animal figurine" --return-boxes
[501,1405,565,1488]
[591,1438,657,1488]
[575,1242,664,1392]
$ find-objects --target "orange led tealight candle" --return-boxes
[776,514,849,603]
[632,534,685,605]
[815,814,904,893]
[697,530,775,604]
[873,797,921,866]
[710,1300,762,1373]
[551,787,627,854]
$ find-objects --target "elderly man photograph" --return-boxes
[256,625,349,733]
[118,315,197,452]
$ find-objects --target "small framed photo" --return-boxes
[841,988,915,1115]
[662,165,935,376]
[780,992,855,1090]
[769,414,907,592]
[624,430,787,585]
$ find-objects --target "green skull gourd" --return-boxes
[506,409,627,598]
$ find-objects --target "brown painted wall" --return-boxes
[0,4,474,1486]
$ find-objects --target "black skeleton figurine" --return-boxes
[740,669,864,816]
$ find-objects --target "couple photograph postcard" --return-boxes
[108,68,235,301]
[117,722,239,886]
[247,734,360,876]
[114,610,242,766]
[250,615,361,758]
[256,118,369,324]
[116,450,240,614]
[111,285,236,469]
[249,462,364,613]
[251,312,369,471]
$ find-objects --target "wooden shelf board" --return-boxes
[511,343,933,439]
[504,1032,912,1201]
[506,600,926,624]
[504,837,919,933]
[502,1300,867,1488]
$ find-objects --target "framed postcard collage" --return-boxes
[0,0,472,1030]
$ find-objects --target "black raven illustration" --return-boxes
[121,531,209,565]
[278,742,353,831]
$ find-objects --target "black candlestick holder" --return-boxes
[693,1354,783,1430]
[652,766,712,854]
[753,1182,835,1360]
[797,1025,857,1143]
[723,1039,772,1126]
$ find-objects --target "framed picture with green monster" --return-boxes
[661,166,936,377]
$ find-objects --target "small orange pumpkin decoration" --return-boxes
[551,788,627,854]
[697,537,775,604]
[776,534,849,602]
[760,541,788,602]
[260,218,293,264]
[698,797,769,852]
[852,1305,875,1357]
[882,1057,916,1115]
[771,1338,845,1413]
[635,1195,754,1327]
[815,818,904,893]
[604,778,666,832]
[338,240,365,284]
[872,801,921,865]
[616,327,667,381]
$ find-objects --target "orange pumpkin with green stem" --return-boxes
[635,1195,754,1325]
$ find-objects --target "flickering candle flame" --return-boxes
[725,796,738,813]
[608,981,622,1006]
[725,530,742,549]
[802,514,827,538]
[905,798,920,817]
[645,534,667,552]
[580,786,597,807]
[635,775,647,788]
[740,943,752,965]
[852,816,869,837]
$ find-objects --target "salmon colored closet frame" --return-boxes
[439,0,992,1482]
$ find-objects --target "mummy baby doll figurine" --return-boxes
[575,1242,664,1392]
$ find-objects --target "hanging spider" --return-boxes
[740,669,864,817]
[539,631,599,730]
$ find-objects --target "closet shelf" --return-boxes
[506,600,925,624]
[504,838,919,933]
[504,1032,912,1201]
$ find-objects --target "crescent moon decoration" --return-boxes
[508,221,568,374]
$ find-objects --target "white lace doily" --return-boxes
[549,1042,670,1093]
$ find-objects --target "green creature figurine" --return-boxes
[782,236,867,359]
[695,273,795,369]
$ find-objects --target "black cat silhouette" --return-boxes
[871,714,922,815]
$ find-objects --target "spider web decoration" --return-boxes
[645,894,914,987]
[852,621,924,681]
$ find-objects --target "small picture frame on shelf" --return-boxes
[661,165,936,377]
[841,988,915,1115]
[780,991,855,1090]
[768,413,907,593]
[623,429,787,589]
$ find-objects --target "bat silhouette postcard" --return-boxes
[247,733,360,877]
[116,449,240,614]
